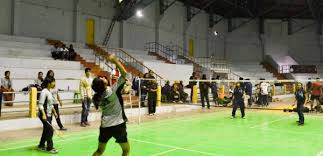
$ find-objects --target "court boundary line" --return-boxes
[131,138,223,156]
[150,148,178,156]
[249,115,293,128]
[2,110,322,149]
[1,110,323,154]
[0,110,230,148]
[0,134,97,151]
[0,111,230,150]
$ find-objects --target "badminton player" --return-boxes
[294,83,307,126]
[37,77,59,154]
[92,54,130,156]
[232,82,245,119]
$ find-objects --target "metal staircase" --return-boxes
[102,18,117,46]
[145,42,232,75]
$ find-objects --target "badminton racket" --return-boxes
[46,121,65,139]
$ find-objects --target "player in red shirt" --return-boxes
[310,78,322,112]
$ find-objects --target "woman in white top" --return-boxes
[37,77,59,154]
[43,70,67,130]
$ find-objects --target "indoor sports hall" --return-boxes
[0,0,323,156]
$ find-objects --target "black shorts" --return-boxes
[99,122,128,143]
[311,95,320,101]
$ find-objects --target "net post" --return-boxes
[29,87,37,118]
[138,78,141,124]
[221,84,225,95]
[192,85,198,104]
[272,85,276,96]
[157,85,161,107]
[283,84,287,95]
[292,83,296,93]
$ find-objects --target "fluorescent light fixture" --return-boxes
[136,10,143,18]
[214,31,218,36]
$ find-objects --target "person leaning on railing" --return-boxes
[1,71,15,107]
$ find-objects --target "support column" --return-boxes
[319,35,323,62]
[72,0,79,42]
[119,21,124,48]
[206,17,210,57]
[10,0,15,35]
[183,19,189,51]
[259,34,266,61]
[155,1,161,44]
[223,36,227,60]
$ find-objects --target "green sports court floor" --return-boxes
[1,109,323,156]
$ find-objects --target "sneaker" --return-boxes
[47,148,58,154]
[298,123,304,126]
[59,127,67,131]
[37,146,46,151]
[80,122,86,127]
[231,116,236,119]
[85,122,91,126]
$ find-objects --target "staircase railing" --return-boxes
[149,42,231,73]
[145,42,178,64]
[228,72,241,80]
[104,47,164,80]
[169,45,191,59]
[93,50,115,73]
[193,57,231,73]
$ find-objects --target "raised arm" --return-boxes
[106,54,127,77]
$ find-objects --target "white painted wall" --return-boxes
[143,61,193,81]
[0,0,12,34]
[14,0,74,41]
[159,2,185,48]
[0,0,322,63]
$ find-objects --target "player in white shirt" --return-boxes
[37,77,59,154]
[260,80,270,106]
[80,68,93,127]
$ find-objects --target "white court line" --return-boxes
[0,134,97,151]
[0,111,228,149]
[316,150,323,156]
[150,148,178,156]
[249,115,293,128]
[131,138,223,156]
[0,112,228,151]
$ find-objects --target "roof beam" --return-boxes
[160,0,177,15]
[228,2,281,32]
[221,0,254,17]
[187,0,218,21]
[306,0,322,34]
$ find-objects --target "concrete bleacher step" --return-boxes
[0,67,83,79]
[75,54,110,78]
[0,57,82,70]
[0,34,46,44]
[0,40,50,50]
[0,55,53,60]
[10,79,79,91]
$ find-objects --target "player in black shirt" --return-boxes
[232,82,245,118]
